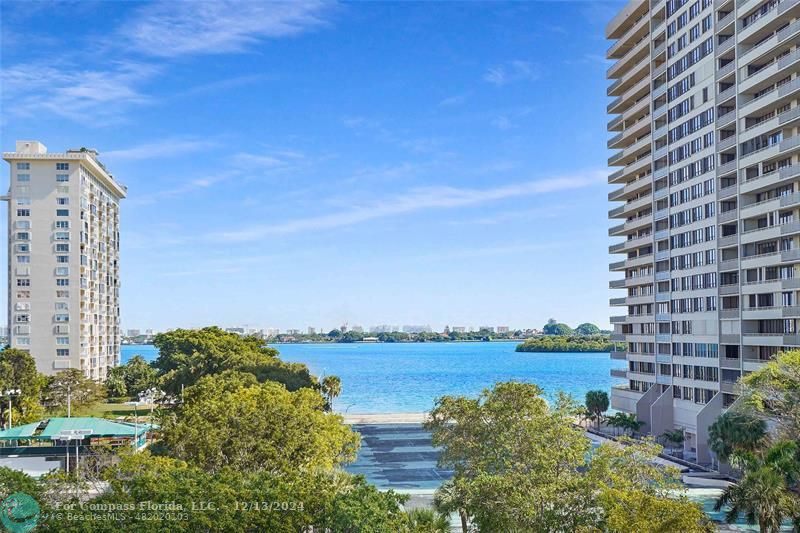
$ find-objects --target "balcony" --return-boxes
[717,134,737,151]
[718,209,739,223]
[717,160,738,177]
[716,61,736,81]
[716,35,736,56]
[780,135,800,153]
[611,368,628,379]
[611,350,628,360]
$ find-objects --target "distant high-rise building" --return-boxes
[126,329,141,337]
[451,326,467,333]
[496,326,510,334]
[3,141,125,379]
[478,326,495,333]
[286,329,301,335]
[370,325,399,334]
[307,327,316,335]
[225,327,245,335]
[402,325,432,334]
[606,0,800,463]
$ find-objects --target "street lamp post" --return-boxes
[3,389,21,430]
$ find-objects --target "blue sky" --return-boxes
[1,0,623,332]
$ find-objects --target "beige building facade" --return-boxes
[607,0,800,464]
[3,141,126,380]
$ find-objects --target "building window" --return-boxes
[56,279,69,286]
[16,279,30,287]
[56,337,69,345]
[56,255,69,263]
[17,256,30,263]
[55,267,69,276]
[55,244,69,252]
[57,185,69,194]
[15,232,29,241]
[16,338,30,346]
[16,209,30,217]
[55,302,68,311]
[16,163,30,170]
[16,291,29,299]
[54,232,70,240]
[56,163,69,170]
[55,290,69,298]
[56,174,69,182]
[15,314,30,323]
[56,349,70,357]
[56,198,69,205]
[16,174,30,182]
[16,198,30,206]
[15,244,29,253]
[54,314,69,322]
[56,209,69,217]
[55,221,69,229]
[15,186,29,195]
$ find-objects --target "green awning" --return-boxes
[0,422,41,440]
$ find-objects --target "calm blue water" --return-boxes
[123,342,623,413]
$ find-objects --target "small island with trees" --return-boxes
[515,319,624,353]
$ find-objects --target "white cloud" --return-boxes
[439,93,469,106]
[122,0,334,57]
[104,138,217,160]
[483,60,541,86]
[2,61,159,123]
[208,170,606,241]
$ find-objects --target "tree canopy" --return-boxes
[160,372,359,474]
[152,327,315,395]
[425,382,709,532]
[542,321,573,335]
[574,323,601,335]
[516,334,622,353]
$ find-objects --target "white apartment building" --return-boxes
[607,0,800,464]
[3,141,126,380]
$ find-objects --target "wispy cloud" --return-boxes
[122,0,335,57]
[483,60,541,86]
[2,61,159,123]
[180,74,274,96]
[104,138,217,160]
[439,93,469,107]
[208,170,606,241]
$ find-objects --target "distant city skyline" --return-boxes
[1,1,622,331]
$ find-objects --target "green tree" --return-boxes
[709,411,767,463]
[120,355,158,397]
[152,327,315,396]
[160,372,359,474]
[44,369,105,415]
[660,428,686,455]
[105,367,127,397]
[714,442,800,533]
[433,479,469,533]
[574,322,601,335]
[585,389,610,430]
[404,508,450,532]
[542,320,573,335]
[741,349,800,440]
[327,329,342,339]
[320,375,342,410]
[0,348,46,424]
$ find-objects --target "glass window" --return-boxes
[16,198,30,205]
[16,163,30,170]
[55,244,69,252]
[55,232,70,240]
[56,255,69,263]
[56,279,69,286]
[16,256,30,263]
[16,209,30,217]
[16,174,30,182]
[56,349,70,357]
[56,197,69,205]
[54,314,69,322]
[56,209,69,216]
[56,163,69,170]
[56,174,69,182]
[55,267,69,276]
[15,244,29,253]
[56,337,70,345]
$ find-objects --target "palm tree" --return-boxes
[606,412,627,436]
[585,390,609,431]
[660,428,685,456]
[623,413,645,437]
[714,463,798,533]
[709,411,767,463]
[320,375,342,411]
[404,508,450,532]
[434,479,469,533]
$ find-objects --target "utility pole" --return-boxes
[3,389,21,429]
[67,382,72,418]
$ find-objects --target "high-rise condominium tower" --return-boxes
[3,141,126,380]
[607,0,800,464]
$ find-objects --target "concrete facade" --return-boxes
[607,0,800,464]
[3,141,126,380]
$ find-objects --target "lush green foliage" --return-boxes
[516,334,623,352]
[160,372,359,474]
[0,348,46,424]
[425,382,710,532]
[542,319,573,335]
[106,355,158,398]
[152,326,315,395]
[585,389,610,430]
[709,411,767,463]
[741,349,800,440]
[574,322,601,335]
[43,369,105,415]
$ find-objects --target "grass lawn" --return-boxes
[78,402,155,420]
